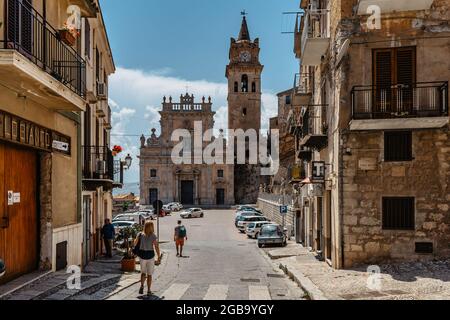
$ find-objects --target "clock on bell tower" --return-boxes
[226,15,264,133]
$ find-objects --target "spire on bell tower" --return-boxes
[238,11,251,41]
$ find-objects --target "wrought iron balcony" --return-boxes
[2,0,86,98]
[300,8,330,66]
[82,146,114,181]
[351,82,449,120]
[298,105,328,151]
[287,106,304,136]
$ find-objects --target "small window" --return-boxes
[218,170,224,178]
[252,82,256,93]
[150,169,157,178]
[285,95,291,105]
[241,75,248,92]
[385,131,412,162]
[382,197,415,230]
[243,108,247,116]
[234,82,238,93]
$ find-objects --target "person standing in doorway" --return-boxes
[136,221,161,296]
[174,220,188,257]
[101,219,115,258]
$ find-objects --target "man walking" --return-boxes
[101,219,115,258]
[174,220,187,257]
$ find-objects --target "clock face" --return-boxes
[239,51,251,62]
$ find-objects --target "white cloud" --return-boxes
[108,67,278,183]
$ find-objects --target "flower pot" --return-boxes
[121,257,136,272]
[58,30,76,46]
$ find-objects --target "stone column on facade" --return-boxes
[39,153,53,271]
[195,175,200,205]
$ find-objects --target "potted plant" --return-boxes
[112,145,123,157]
[58,22,79,46]
[119,224,142,272]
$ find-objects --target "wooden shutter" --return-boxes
[374,50,392,89]
[21,0,33,54]
[85,19,91,59]
[383,197,415,230]
[396,47,415,85]
[384,131,412,162]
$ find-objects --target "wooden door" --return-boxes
[216,189,225,205]
[181,181,194,205]
[0,142,39,284]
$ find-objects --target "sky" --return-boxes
[101,0,300,184]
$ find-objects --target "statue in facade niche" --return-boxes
[140,134,146,148]
[147,128,159,146]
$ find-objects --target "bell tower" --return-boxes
[226,14,264,205]
[226,15,263,132]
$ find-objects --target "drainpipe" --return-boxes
[339,129,345,269]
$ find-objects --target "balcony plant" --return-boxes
[112,145,123,157]
[118,224,143,272]
[58,22,80,47]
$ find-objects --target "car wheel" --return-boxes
[254,233,259,239]
[258,243,263,248]
[188,214,192,219]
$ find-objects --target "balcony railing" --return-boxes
[171,103,204,112]
[298,105,328,151]
[294,72,312,95]
[352,82,449,120]
[300,8,330,66]
[2,0,86,98]
[82,146,114,181]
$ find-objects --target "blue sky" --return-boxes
[101,0,300,183]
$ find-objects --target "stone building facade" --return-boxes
[287,0,450,268]
[139,94,234,207]
[226,16,264,204]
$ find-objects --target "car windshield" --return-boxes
[261,225,280,236]
[247,223,255,228]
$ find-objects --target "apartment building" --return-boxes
[80,1,118,265]
[290,0,450,268]
[0,0,117,284]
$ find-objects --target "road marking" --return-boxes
[203,285,229,300]
[248,285,271,300]
[161,283,190,300]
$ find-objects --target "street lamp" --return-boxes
[124,154,133,169]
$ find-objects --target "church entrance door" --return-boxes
[181,181,194,205]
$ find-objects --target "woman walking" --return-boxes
[135,221,161,296]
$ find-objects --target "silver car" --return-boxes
[246,221,271,239]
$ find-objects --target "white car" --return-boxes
[167,202,183,211]
[180,208,204,219]
[112,221,138,234]
[246,221,271,239]
[237,216,269,233]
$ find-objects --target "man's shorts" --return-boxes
[176,238,185,246]
[140,258,155,275]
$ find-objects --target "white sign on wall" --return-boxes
[13,193,21,204]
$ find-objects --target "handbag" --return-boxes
[132,234,142,257]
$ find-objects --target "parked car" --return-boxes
[237,216,268,233]
[235,206,261,214]
[180,208,204,219]
[167,202,183,211]
[235,211,263,226]
[162,205,173,215]
[246,221,272,239]
[257,224,287,248]
[113,212,146,225]
[139,210,157,220]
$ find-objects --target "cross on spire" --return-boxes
[241,10,247,17]
[238,11,251,41]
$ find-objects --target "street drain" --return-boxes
[241,278,260,283]
[267,274,285,279]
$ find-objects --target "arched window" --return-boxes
[241,75,248,93]
[252,82,256,93]
[242,108,247,116]
[234,82,238,93]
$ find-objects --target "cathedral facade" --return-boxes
[139,16,263,207]
[139,94,235,206]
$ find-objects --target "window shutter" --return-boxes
[374,50,392,89]
[396,48,415,85]
[85,19,91,59]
